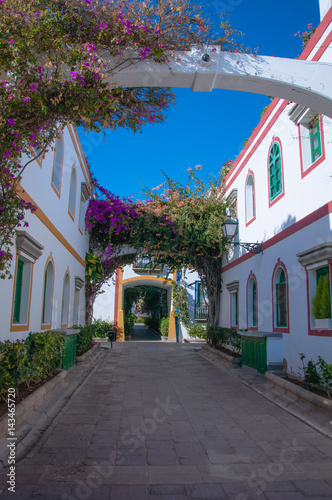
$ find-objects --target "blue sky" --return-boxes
[77,0,321,199]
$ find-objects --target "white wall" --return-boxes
[0,125,90,342]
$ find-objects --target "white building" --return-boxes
[0,124,92,342]
[95,3,332,374]
[220,4,332,374]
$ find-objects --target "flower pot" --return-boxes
[313,318,332,330]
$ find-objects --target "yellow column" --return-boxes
[168,270,177,342]
[117,268,125,341]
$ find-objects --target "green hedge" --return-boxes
[207,326,241,354]
[188,324,206,339]
[124,313,135,335]
[160,317,169,337]
[144,317,160,332]
[0,331,65,400]
[76,325,97,356]
[92,317,116,338]
[135,316,146,324]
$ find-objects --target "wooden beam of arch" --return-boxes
[106,48,332,119]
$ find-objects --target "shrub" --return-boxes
[76,325,97,356]
[124,313,135,335]
[206,326,241,354]
[93,317,116,338]
[0,331,65,400]
[135,316,146,324]
[160,317,169,337]
[188,324,206,339]
[312,275,331,319]
[299,353,332,398]
[144,317,160,332]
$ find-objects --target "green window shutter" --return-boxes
[235,292,238,326]
[42,269,48,323]
[252,281,257,327]
[269,143,283,202]
[13,260,24,323]
[197,282,201,306]
[310,118,322,163]
[276,270,287,327]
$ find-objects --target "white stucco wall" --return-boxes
[0,125,91,342]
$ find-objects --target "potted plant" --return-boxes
[312,275,332,329]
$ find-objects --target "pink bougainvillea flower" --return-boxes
[7,118,15,126]
[4,150,11,158]
[100,22,108,30]
[29,82,38,91]
[23,96,30,102]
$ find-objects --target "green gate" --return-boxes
[62,332,77,370]
[242,336,267,374]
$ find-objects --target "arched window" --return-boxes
[247,274,257,329]
[272,261,289,332]
[245,173,255,224]
[268,142,283,202]
[42,260,54,326]
[51,132,64,194]
[68,166,77,219]
[61,272,70,327]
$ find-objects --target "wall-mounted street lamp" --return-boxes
[222,217,263,255]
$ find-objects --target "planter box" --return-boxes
[313,318,332,329]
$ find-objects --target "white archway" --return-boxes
[106,48,332,119]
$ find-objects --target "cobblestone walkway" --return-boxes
[1,342,332,499]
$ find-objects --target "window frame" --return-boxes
[247,272,258,330]
[10,255,33,332]
[297,243,332,337]
[272,259,289,333]
[61,271,70,328]
[41,257,54,329]
[268,139,284,206]
[68,165,77,221]
[51,131,64,197]
[297,114,325,179]
[245,170,256,227]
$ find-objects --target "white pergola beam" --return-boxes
[106,49,332,119]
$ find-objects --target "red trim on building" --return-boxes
[272,259,290,334]
[299,7,332,61]
[246,271,258,331]
[245,170,256,227]
[298,115,326,179]
[267,137,285,208]
[222,11,332,194]
[222,201,332,273]
[224,102,288,193]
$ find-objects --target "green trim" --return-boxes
[13,260,24,324]
[269,143,283,201]
[276,270,287,327]
[316,266,329,285]
[310,118,322,163]
[252,281,257,327]
[42,269,48,323]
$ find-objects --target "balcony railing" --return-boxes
[195,305,208,321]
[132,257,163,273]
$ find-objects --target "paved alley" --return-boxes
[1,342,332,499]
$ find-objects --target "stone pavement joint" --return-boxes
[0,342,332,499]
